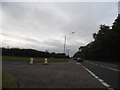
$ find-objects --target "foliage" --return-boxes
[2,48,67,58]
[74,14,120,62]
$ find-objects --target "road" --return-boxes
[79,60,120,90]
[2,60,107,88]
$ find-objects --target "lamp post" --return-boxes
[67,49,69,56]
[64,35,66,54]
[64,32,74,55]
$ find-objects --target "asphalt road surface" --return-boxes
[2,60,107,89]
[80,60,120,90]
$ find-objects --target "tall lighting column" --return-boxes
[64,32,74,55]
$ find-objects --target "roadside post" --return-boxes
[44,58,48,64]
[30,58,33,65]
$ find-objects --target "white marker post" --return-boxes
[45,58,48,64]
[30,58,33,65]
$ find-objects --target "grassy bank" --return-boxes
[2,56,67,62]
[2,72,17,88]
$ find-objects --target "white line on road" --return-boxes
[90,63,98,66]
[76,62,81,64]
[99,65,120,72]
[80,64,114,90]
[86,61,120,72]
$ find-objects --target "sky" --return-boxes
[0,1,119,56]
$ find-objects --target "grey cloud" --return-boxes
[2,2,28,20]
[2,2,118,56]
[43,39,63,49]
[118,1,120,14]
[1,33,42,44]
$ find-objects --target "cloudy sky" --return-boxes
[1,1,119,56]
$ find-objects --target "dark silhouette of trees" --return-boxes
[74,14,120,62]
[2,47,67,58]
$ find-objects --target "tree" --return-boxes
[74,14,120,62]
[2,47,67,58]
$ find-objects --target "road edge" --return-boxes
[79,63,114,90]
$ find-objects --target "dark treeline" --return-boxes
[2,47,67,58]
[74,14,120,62]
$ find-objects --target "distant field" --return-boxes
[2,56,67,62]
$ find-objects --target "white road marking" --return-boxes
[80,64,114,90]
[76,62,80,64]
[87,62,120,72]
[99,65,120,72]
[99,79,104,82]
[90,63,98,66]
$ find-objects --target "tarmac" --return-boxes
[3,60,107,88]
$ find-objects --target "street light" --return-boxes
[64,32,74,55]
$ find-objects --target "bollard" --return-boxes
[44,58,48,64]
[30,58,33,65]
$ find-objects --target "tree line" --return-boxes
[74,14,120,62]
[2,47,67,58]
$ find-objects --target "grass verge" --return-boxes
[2,56,67,62]
[2,72,17,88]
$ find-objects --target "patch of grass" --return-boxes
[2,56,67,62]
[2,72,17,88]
[2,56,29,62]
[47,58,67,62]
